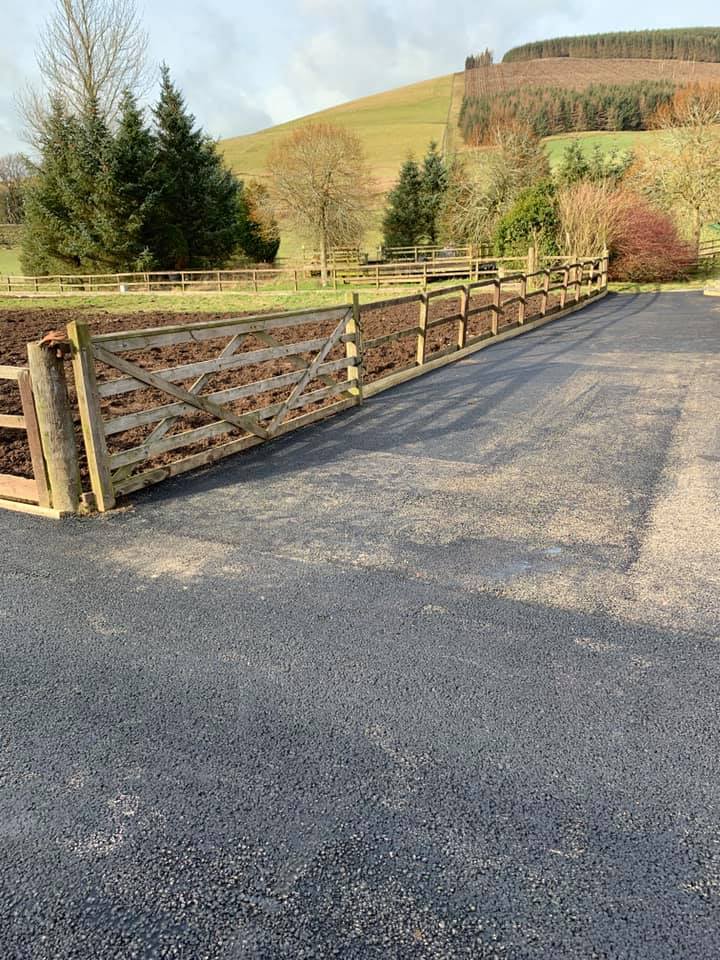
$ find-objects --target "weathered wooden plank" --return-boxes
[67,320,116,512]
[457,286,469,349]
[0,497,67,519]
[0,414,26,429]
[103,357,354,436]
[360,292,423,311]
[345,293,364,402]
[112,398,357,498]
[16,366,53,510]
[0,474,38,503]
[95,306,351,352]
[97,336,340,398]
[93,346,271,441]
[364,326,420,349]
[0,365,25,381]
[416,294,429,366]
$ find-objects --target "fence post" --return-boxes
[518,273,527,326]
[541,269,550,316]
[346,293,364,404]
[422,262,427,291]
[527,245,537,278]
[457,285,469,349]
[560,267,569,310]
[491,278,501,335]
[294,269,299,292]
[67,320,115,513]
[26,342,81,514]
[601,248,609,289]
[574,262,581,304]
[416,293,429,365]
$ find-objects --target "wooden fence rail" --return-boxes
[0,253,602,297]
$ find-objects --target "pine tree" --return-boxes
[420,141,448,243]
[150,65,240,269]
[21,99,111,273]
[557,141,590,185]
[382,156,424,248]
[95,91,157,271]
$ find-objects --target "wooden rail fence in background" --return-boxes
[0,253,603,297]
[0,254,607,516]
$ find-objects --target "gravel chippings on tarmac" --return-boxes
[2,292,720,959]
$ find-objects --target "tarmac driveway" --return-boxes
[2,292,720,958]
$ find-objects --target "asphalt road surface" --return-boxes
[2,292,720,959]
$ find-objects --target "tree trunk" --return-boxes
[693,209,702,256]
[319,232,328,287]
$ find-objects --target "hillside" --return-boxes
[220,56,720,189]
[220,73,460,191]
[503,27,720,62]
[463,56,720,97]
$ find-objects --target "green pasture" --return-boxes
[0,247,22,275]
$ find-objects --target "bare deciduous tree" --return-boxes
[439,124,549,245]
[19,0,148,141]
[0,153,31,224]
[556,181,624,257]
[635,83,720,251]
[267,123,375,284]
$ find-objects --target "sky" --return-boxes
[1,0,720,154]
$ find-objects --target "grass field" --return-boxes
[0,247,21,275]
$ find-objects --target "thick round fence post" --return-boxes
[26,341,81,514]
[601,248,609,289]
[491,278,501,336]
[346,294,364,404]
[416,293,429,365]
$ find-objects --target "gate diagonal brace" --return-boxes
[92,346,270,441]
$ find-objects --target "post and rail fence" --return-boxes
[0,254,608,517]
[0,252,606,297]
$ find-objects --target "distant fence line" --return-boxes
[0,252,599,297]
[2,239,718,298]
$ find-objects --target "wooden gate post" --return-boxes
[457,285,469,349]
[346,294,364,404]
[26,342,81,514]
[518,274,527,325]
[416,293,429,365]
[601,248,609,289]
[67,320,116,512]
[560,267,569,310]
[491,278,501,335]
[541,269,550,317]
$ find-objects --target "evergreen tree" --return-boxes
[150,65,240,269]
[96,91,157,271]
[420,141,448,243]
[382,156,424,248]
[22,99,111,273]
[557,141,590,185]
[493,179,558,256]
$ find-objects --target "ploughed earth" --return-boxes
[0,288,557,484]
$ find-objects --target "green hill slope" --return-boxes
[220,73,459,190]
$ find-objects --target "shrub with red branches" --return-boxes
[608,194,697,282]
